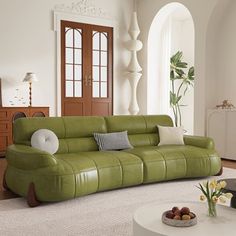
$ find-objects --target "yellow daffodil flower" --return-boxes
[209,180,217,189]
[212,196,218,203]
[219,181,227,188]
[200,195,206,201]
[198,180,231,210]
[216,183,222,191]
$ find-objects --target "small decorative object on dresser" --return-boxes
[0,106,49,157]
[216,100,235,109]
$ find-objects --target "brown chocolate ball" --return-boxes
[182,214,191,220]
[180,207,190,215]
[172,206,179,213]
[173,215,181,220]
[173,209,181,216]
[166,211,175,219]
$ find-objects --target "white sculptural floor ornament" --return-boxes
[126,12,143,115]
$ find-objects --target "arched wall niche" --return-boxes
[147,2,195,134]
[137,0,222,135]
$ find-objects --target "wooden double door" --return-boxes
[61,21,113,116]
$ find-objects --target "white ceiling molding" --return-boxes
[54,0,113,19]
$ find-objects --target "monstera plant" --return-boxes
[170,51,194,127]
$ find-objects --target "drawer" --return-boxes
[0,111,8,120]
[0,122,10,132]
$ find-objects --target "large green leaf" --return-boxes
[176,62,187,68]
[175,69,185,77]
[170,91,182,106]
[171,51,182,65]
[188,66,194,80]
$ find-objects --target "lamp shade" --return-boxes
[23,72,38,83]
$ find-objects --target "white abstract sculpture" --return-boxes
[126,12,143,115]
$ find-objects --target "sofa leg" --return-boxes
[27,183,41,207]
[3,171,9,191]
[215,166,223,176]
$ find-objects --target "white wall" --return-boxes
[147,6,172,116]
[137,0,221,135]
[0,0,133,116]
[1,0,235,133]
[205,0,232,111]
[215,1,236,106]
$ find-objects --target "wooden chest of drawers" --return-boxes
[0,107,49,157]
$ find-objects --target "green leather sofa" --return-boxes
[5,115,221,206]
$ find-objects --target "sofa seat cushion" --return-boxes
[157,145,220,177]
[124,146,167,183]
[55,151,143,196]
[124,145,221,183]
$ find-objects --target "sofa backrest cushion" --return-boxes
[14,117,65,144]
[13,115,173,153]
[105,115,173,146]
[13,116,107,153]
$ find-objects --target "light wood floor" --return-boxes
[0,158,236,200]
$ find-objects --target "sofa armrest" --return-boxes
[6,144,57,170]
[184,135,215,150]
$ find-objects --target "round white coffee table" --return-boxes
[133,202,236,236]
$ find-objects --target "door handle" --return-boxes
[84,75,88,86]
[88,75,92,86]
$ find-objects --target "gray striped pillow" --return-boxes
[94,131,133,151]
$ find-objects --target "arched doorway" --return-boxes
[147,2,195,134]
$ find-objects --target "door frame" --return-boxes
[53,11,117,116]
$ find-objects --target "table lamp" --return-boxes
[23,72,38,107]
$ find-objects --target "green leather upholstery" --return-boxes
[5,115,221,203]
[6,145,57,170]
[184,135,215,149]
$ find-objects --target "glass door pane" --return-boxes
[65,27,83,97]
[92,31,108,98]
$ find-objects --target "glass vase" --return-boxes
[207,199,217,217]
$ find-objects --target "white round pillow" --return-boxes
[31,129,59,154]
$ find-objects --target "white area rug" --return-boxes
[0,167,235,236]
